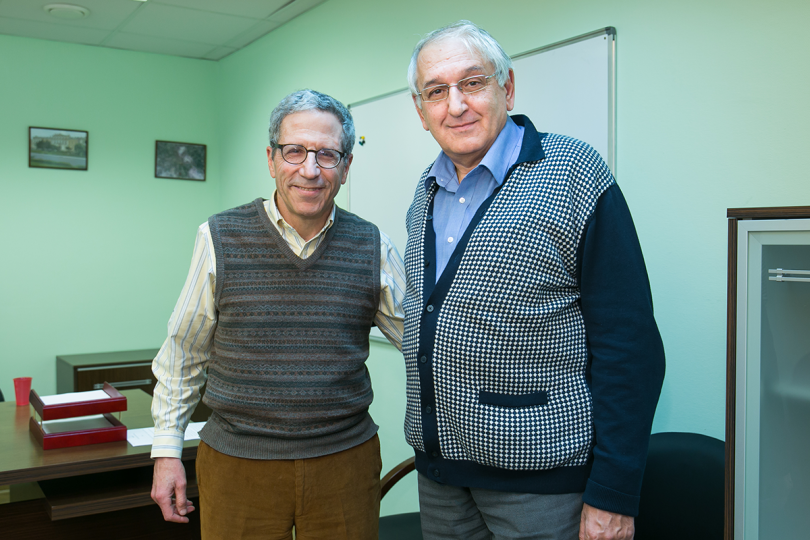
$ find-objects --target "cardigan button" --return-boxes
[425,260,430,268]
[431,451,439,457]
[427,215,433,221]
[426,305,434,313]
[425,406,432,414]
[420,356,427,363]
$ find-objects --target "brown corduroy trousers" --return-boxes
[196,435,382,540]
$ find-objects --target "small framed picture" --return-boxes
[29,127,88,170]
[155,140,206,181]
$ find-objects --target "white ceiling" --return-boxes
[0,0,327,61]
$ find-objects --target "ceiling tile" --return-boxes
[105,31,217,59]
[224,19,282,50]
[268,0,326,24]
[155,0,291,20]
[0,16,109,44]
[202,46,237,61]
[0,0,142,31]
[120,3,258,46]
[0,0,329,60]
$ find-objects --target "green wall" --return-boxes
[2,0,809,520]
[0,34,222,398]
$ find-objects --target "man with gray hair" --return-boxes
[403,21,665,539]
[150,89,405,539]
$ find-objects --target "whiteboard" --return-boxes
[348,28,616,342]
[347,28,616,257]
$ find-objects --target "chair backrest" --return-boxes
[634,432,724,540]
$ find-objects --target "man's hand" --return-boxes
[579,503,634,540]
[152,457,196,523]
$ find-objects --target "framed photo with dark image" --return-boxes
[29,127,88,170]
[155,140,206,181]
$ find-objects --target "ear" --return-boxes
[504,68,516,111]
[267,146,277,178]
[412,94,430,131]
[339,153,353,185]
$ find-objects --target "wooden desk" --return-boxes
[0,389,201,539]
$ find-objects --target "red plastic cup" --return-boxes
[13,377,32,407]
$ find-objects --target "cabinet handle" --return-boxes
[77,362,152,372]
[93,379,153,390]
[768,268,810,282]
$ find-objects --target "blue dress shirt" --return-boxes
[425,117,524,281]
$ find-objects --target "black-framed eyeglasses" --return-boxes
[419,74,496,103]
[272,143,346,169]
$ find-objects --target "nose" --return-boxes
[299,152,320,178]
[447,85,468,117]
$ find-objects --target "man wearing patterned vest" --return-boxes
[403,21,666,540]
[149,90,405,539]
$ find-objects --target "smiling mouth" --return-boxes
[293,185,323,195]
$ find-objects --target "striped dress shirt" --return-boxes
[151,195,406,459]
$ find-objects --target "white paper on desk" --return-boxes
[40,390,111,405]
[126,422,207,447]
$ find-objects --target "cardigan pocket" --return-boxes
[478,390,548,407]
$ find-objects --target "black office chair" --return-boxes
[379,432,724,540]
[634,431,725,540]
[379,456,423,540]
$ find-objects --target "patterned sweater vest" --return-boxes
[403,131,613,475]
[200,198,381,460]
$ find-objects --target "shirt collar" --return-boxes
[424,116,524,191]
[266,190,335,235]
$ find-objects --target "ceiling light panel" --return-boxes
[120,3,258,45]
[44,4,90,20]
[0,0,141,30]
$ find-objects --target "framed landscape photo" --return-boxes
[155,140,206,181]
[29,127,88,170]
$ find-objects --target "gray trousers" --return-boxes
[418,473,583,540]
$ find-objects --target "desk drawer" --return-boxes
[75,362,156,395]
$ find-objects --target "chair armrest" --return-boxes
[381,456,415,499]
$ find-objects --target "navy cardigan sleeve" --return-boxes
[576,184,666,516]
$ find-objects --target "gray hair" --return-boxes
[407,20,513,107]
[268,89,355,156]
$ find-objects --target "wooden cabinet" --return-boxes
[56,349,212,422]
[727,207,810,540]
[57,349,159,395]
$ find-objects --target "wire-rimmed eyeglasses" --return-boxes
[418,74,496,103]
[271,143,346,169]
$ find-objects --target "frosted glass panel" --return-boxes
[758,243,810,539]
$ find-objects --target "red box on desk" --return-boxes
[29,383,128,450]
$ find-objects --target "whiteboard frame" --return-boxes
[510,27,616,171]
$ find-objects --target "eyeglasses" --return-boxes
[418,74,496,103]
[272,143,346,169]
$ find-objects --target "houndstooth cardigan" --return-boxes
[402,115,665,517]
